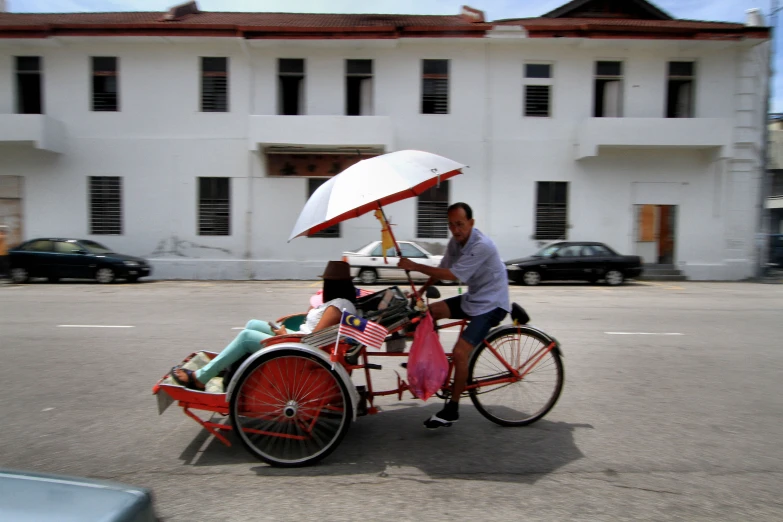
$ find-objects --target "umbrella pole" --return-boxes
[378,204,419,300]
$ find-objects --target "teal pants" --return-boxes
[195,319,275,383]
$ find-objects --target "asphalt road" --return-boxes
[1,279,782,521]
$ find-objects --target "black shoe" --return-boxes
[423,407,459,429]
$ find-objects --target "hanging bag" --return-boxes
[407,312,448,401]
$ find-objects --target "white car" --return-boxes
[342,240,444,284]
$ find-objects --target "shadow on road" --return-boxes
[179,403,592,484]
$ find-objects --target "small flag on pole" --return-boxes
[374,210,396,264]
[339,310,388,349]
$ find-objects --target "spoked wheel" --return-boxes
[229,350,352,467]
[468,328,564,426]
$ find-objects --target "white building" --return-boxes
[0,0,771,280]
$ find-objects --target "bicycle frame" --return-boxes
[337,316,559,415]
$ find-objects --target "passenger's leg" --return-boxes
[194,328,272,384]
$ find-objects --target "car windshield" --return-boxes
[79,240,114,254]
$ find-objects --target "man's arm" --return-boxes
[398,258,457,283]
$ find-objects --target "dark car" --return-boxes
[9,238,152,284]
[770,234,783,267]
[0,468,157,521]
[505,241,643,286]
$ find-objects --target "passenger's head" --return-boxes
[320,260,357,303]
[447,202,474,246]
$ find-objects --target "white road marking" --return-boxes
[605,332,684,336]
[57,325,135,328]
[42,408,54,412]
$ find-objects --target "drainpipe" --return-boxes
[482,35,493,237]
[239,38,255,276]
[752,6,776,278]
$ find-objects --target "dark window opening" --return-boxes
[308,178,340,238]
[201,57,228,112]
[92,57,118,112]
[89,176,123,235]
[16,56,42,114]
[525,85,551,117]
[535,181,568,240]
[417,180,450,238]
[525,63,551,79]
[279,59,305,116]
[422,59,449,114]
[198,177,230,236]
[666,61,695,118]
[346,59,373,116]
[594,61,622,117]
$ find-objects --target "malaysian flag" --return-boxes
[338,310,388,349]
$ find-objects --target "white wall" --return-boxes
[0,35,767,280]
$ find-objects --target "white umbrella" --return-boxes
[289,150,466,241]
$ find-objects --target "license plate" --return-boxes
[156,392,174,414]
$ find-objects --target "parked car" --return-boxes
[9,238,152,284]
[505,241,643,286]
[342,240,444,284]
[0,468,157,521]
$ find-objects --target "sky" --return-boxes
[6,0,783,110]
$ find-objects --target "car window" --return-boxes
[583,245,612,256]
[557,245,582,258]
[22,240,53,252]
[369,244,383,257]
[54,241,83,254]
[79,240,113,254]
[400,243,426,258]
[536,245,562,257]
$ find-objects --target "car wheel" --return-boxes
[95,267,116,284]
[605,270,624,286]
[358,268,378,285]
[522,270,542,286]
[10,268,29,284]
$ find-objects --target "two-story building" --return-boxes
[0,0,771,280]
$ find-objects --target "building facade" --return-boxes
[0,0,771,280]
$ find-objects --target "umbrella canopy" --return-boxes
[289,150,466,241]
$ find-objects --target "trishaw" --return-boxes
[153,150,565,467]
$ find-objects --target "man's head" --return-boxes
[447,202,474,246]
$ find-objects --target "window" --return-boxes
[421,59,449,114]
[92,57,119,111]
[15,56,42,114]
[201,57,228,112]
[535,181,568,240]
[22,239,53,252]
[307,179,340,237]
[556,245,581,257]
[54,241,83,254]
[400,243,427,258]
[198,177,230,236]
[417,180,449,238]
[594,61,623,117]
[89,176,123,235]
[279,59,305,115]
[584,244,613,256]
[524,63,552,117]
[666,61,695,118]
[346,59,373,116]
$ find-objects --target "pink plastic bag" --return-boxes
[407,312,448,401]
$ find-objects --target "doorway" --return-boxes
[0,176,24,248]
[634,204,677,265]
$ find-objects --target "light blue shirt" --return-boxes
[440,228,510,316]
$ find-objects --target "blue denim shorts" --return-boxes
[443,295,508,347]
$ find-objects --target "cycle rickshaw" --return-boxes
[153,151,564,467]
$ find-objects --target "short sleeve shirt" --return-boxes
[440,228,510,316]
[300,298,356,334]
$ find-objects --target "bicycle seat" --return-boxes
[511,303,530,325]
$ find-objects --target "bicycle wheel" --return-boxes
[468,328,564,427]
[229,349,352,467]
